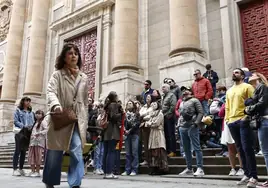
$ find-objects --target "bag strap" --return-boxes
[73,78,82,102]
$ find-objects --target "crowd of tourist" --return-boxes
[11,43,268,188]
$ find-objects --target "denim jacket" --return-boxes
[14,108,35,128]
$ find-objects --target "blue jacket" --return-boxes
[14,108,35,128]
[141,88,154,104]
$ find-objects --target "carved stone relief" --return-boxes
[0,0,12,42]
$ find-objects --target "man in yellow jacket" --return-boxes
[225,68,257,188]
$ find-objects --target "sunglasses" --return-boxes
[193,73,199,76]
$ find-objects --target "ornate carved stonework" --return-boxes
[0,0,12,42]
[66,30,98,99]
[240,0,268,78]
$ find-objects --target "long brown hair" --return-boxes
[55,43,82,70]
[35,110,45,129]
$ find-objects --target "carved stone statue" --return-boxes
[0,0,12,42]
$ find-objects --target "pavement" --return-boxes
[0,168,254,188]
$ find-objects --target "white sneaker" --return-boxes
[130,172,137,176]
[193,168,205,177]
[256,150,263,156]
[121,171,128,176]
[237,175,250,185]
[30,172,40,177]
[99,169,104,175]
[140,161,148,166]
[105,173,118,179]
[27,171,35,177]
[12,170,21,176]
[96,169,104,175]
[235,168,244,176]
[228,168,237,176]
[179,168,194,176]
[19,169,25,176]
[247,177,258,188]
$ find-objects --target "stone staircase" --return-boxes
[0,143,267,178]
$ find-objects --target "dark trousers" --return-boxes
[114,150,121,174]
[228,120,258,179]
[13,134,26,170]
[141,127,150,161]
[164,116,176,154]
[103,140,117,174]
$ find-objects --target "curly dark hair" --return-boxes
[55,43,82,70]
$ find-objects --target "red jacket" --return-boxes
[118,113,125,150]
[175,98,182,118]
[192,77,213,101]
[218,104,225,131]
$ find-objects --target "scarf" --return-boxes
[65,64,79,80]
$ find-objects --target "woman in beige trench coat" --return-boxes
[43,43,88,188]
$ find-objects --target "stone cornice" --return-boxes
[50,0,114,31]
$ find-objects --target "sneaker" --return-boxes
[130,172,137,176]
[168,152,176,157]
[247,177,258,188]
[140,161,148,166]
[19,169,25,176]
[236,168,244,176]
[96,169,104,175]
[35,172,41,177]
[179,168,194,176]
[229,169,237,176]
[222,151,229,157]
[237,176,250,185]
[99,169,104,175]
[256,150,263,156]
[257,181,268,187]
[12,170,21,176]
[104,173,118,179]
[27,171,35,177]
[193,168,205,177]
[121,171,129,176]
[30,172,40,177]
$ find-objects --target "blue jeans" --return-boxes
[179,126,203,169]
[103,140,117,174]
[13,134,26,170]
[125,134,139,174]
[228,120,257,179]
[42,125,84,187]
[258,119,268,175]
[201,100,209,116]
[94,141,104,170]
[164,116,176,154]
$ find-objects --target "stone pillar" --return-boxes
[24,0,50,96]
[169,0,202,57]
[1,0,27,102]
[112,0,139,73]
[101,0,143,103]
[159,0,207,87]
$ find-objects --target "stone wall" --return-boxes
[147,0,170,89]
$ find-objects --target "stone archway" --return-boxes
[240,0,268,77]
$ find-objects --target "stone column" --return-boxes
[1,0,27,102]
[112,0,139,73]
[24,0,50,96]
[169,0,202,57]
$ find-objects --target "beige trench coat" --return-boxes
[46,69,88,151]
[147,111,166,150]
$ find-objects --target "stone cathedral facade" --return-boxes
[0,0,267,144]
